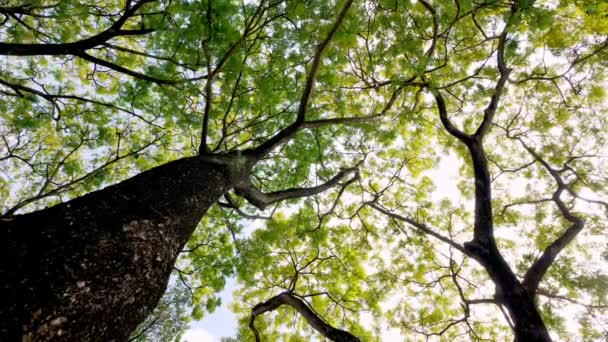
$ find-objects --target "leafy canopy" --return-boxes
[1,0,607,340]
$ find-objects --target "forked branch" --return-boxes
[432,3,516,142]
[474,24,512,138]
[249,0,353,158]
[236,167,359,210]
[249,292,360,342]
[0,0,156,56]
[518,139,585,296]
[431,88,471,143]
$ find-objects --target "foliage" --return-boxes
[128,280,191,342]
[1,0,607,340]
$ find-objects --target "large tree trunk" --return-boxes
[466,242,552,342]
[0,156,231,341]
[462,139,552,342]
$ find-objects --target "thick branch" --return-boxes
[249,292,360,342]
[75,51,180,85]
[236,167,358,210]
[217,193,272,220]
[0,0,155,56]
[522,220,583,295]
[431,15,517,245]
[0,1,190,85]
[449,135,553,341]
[433,91,494,245]
[368,202,468,256]
[434,77,552,340]
[432,88,471,143]
[474,28,511,138]
[519,141,585,296]
[434,6,515,141]
[249,0,353,158]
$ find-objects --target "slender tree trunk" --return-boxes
[0,156,231,341]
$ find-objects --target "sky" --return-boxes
[183,279,238,342]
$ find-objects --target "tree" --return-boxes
[0,0,362,340]
[127,280,191,342]
[1,0,607,341]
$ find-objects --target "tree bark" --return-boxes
[0,156,231,341]
[250,292,360,342]
[464,242,551,342]
[464,141,552,342]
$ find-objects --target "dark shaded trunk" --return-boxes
[0,156,231,341]
[465,242,551,342]
[464,140,552,342]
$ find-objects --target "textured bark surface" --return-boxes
[250,292,361,342]
[464,242,551,342]
[0,156,230,341]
